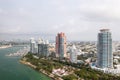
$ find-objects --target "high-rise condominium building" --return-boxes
[97,29,113,68]
[70,45,77,63]
[30,38,38,54]
[56,32,67,59]
[38,38,49,57]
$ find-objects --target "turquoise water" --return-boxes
[0,46,51,80]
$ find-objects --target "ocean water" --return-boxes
[0,46,51,80]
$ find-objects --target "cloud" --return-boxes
[0,8,3,13]
[0,26,21,34]
[78,0,120,22]
[0,0,120,40]
[0,8,8,15]
[18,8,28,16]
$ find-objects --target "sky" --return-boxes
[0,0,120,41]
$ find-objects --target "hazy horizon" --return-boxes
[1,0,120,41]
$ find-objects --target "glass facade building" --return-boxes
[56,32,66,60]
[30,38,38,54]
[38,44,49,57]
[70,45,77,63]
[97,29,113,68]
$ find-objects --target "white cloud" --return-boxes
[1,0,120,40]
[0,8,7,15]
[78,0,120,22]
[0,26,21,34]
[18,8,29,16]
[0,8,3,13]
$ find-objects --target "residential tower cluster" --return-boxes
[29,29,120,75]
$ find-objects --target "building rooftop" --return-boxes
[100,29,110,32]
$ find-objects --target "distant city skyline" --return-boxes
[1,0,120,41]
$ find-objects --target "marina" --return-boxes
[6,46,29,57]
[0,46,51,80]
[0,44,12,49]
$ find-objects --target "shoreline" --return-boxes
[0,45,12,49]
[19,60,55,80]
